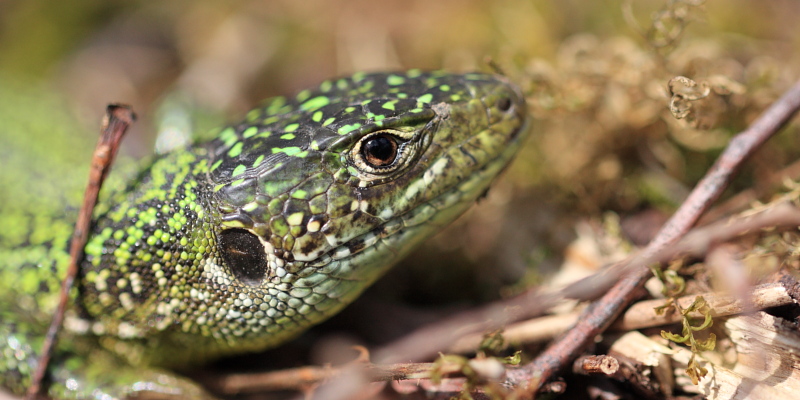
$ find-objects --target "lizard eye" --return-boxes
[218,228,268,286]
[348,128,423,182]
[361,134,399,168]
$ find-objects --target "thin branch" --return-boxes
[26,105,135,400]
[612,273,797,330]
[572,355,620,376]
[209,361,466,394]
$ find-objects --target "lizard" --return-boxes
[0,70,529,399]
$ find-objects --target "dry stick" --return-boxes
[212,362,458,394]
[572,355,620,376]
[25,105,135,400]
[506,78,800,395]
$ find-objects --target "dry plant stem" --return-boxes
[613,275,798,330]
[507,78,800,395]
[25,105,135,400]
[212,362,463,394]
[572,355,620,376]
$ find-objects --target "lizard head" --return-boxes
[203,71,528,346]
[81,71,528,359]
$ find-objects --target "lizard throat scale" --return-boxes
[0,71,528,397]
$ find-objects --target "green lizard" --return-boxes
[0,70,528,399]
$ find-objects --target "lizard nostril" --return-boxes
[496,96,512,112]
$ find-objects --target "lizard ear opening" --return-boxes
[218,228,268,286]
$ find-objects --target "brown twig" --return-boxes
[613,272,798,331]
[210,361,467,394]
[572,355,620,376]
[505,78,800,396]
[26,105,135,400]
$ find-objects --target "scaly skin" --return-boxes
[0,70,528,398]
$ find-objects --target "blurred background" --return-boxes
[2,0,800,391]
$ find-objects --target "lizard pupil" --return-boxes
[362,134,398,167]
[218,228,268,286]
